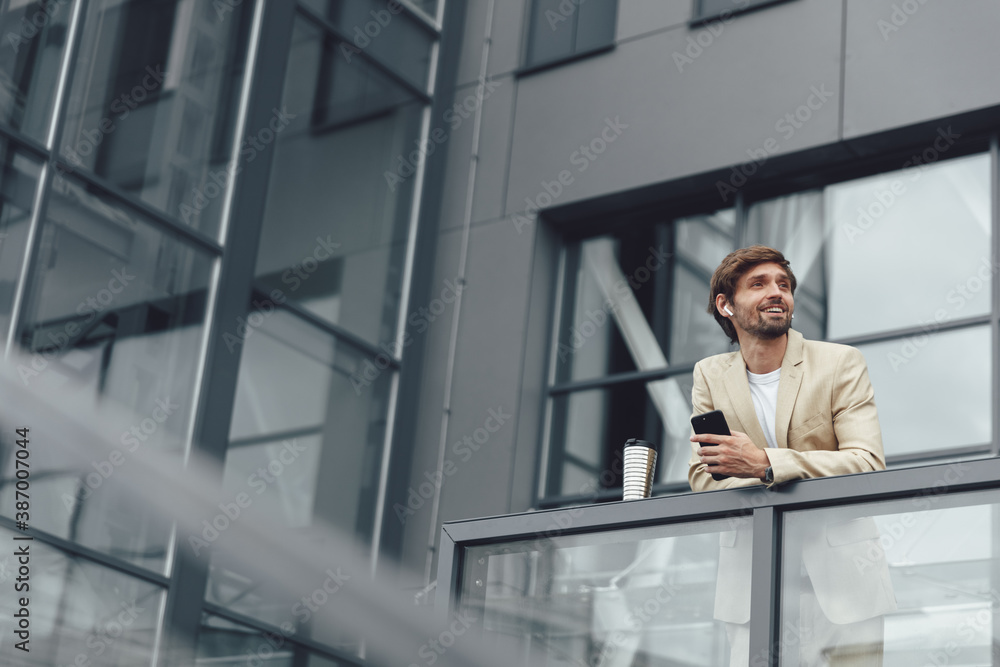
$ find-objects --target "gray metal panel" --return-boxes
[843,0,1000,139]
[509,223,560,512]
[487,0,530,78]
[452,0,494,90]
[437,75,514,233]
[437,82,479,233]
[616,0,690,42]
[434,217,537,525]
[471,74,517,224]
[396,227,467,583]
[504,0,844,217]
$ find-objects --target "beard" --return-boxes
[734,302,791,340]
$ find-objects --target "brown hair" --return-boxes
[708,245,797,344]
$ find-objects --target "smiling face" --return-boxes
[727,262,794,341]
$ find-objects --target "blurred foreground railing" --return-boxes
[0,351,558,667]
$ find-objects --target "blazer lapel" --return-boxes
[723,351,769,449]
[775,329,805,449]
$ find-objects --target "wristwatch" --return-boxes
[763,466,774,484]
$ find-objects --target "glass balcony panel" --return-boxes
[0,174,214,574]
[0,526,164,666]
[60,0,254,238]
[461,517,753,666]
[0,0,72,142]
[781,489,1000,666]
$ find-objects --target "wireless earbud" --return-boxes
[723,305,734,316]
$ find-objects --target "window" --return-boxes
[523,0,617,70]
[542,150,995,505]
[747,152,992,460]
[544,210,735,500]
[203,4,431,650]
[61,0,254,239]
[0,0,440,662]
[693,0,796,24]
[7,173,215,574]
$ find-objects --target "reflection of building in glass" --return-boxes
[0,0,998,664]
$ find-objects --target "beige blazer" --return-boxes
[688,329,896,624]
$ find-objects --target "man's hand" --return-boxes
[691,429,770,479]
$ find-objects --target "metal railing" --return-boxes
[438,457,1000,666]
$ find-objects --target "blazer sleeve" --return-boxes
[764,346,887,484]
[688,361,764,492]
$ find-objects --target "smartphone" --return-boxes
[691,409,731,481]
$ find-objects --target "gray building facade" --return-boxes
[0,0,998,664]
[389,0,1000,592]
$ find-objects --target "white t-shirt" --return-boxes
[747,368,781,448]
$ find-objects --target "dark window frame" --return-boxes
[519,0,619,75]
[537,137,1000,509]
[691,0,798,27]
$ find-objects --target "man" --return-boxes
[688,245,895,665]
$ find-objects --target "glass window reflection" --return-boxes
[0,528,164,666]
[0,174,214,573]
[747,152,991,340]
[546,374,692,497]
[60,0,254,238]
[207,307,390,638]
[524,0,617,68]
[555,237,638,384]
[858,326,991,457]
[254,17,423,347]
[825,152,990,339]
[781,490,1000,666]
[461,517,752,667]
[555,226,672,384]
[301,0,434,91]
[669,210,737,364]
[0,0,72,142]
[745,190,827,342]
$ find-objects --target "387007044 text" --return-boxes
[12,426,32,653]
